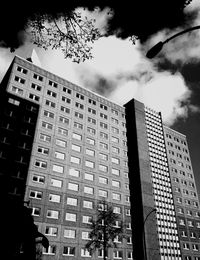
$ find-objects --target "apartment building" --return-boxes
[0,54,200,260]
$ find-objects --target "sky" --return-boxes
[1,1,200,195]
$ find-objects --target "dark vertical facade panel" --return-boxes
[124,99,160,260]
[0,91,39,202]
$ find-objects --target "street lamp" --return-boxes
[146,25,200,58]
[143,208,156,260]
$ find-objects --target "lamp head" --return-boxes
[146,41,164,59]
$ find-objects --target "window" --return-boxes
[125,208,131,216]
[99,164,108,172]
[65,213,76,222]
[37,146,49,155]
[51,178,62,188]
[100,104,107,110]
[29,93,40,102]
[111,109,118,115]
[183,243,190,250]
[125,195,130,203]
[100,142,108,150]
[88,98,96,105]
[99,176,108,184]
[85,173,94,181]
[74,122,83,129]
[99,153,108,161]
[31,83,42,91]
[113,207,121,214]
[8,98,20,106]
[32,207,41,216]
[75,102,84,109]
[111,136,119,143]
[82,231,90,240]
[42,121,53,130]
[65,212,76,222]
[33,73,43,81]
[86,148,95,156]
[61,96,71,103]
[72,144,81,152]
[67,197,78,206]
[88,107,96,114]
[86,137,95,145]
[43,245,56,255]
[63,87,71,94]
[112,147,120,154]
[87,127,96,135]
[127,252,133,259]
[39,133,51,142]
[11,86,23,95]
[127,236,132,244]
[75,111,83,119]
[111,117,118,124]
[14,75,25,84]
[63,247,75,256]
[112,157,120,164]
[113,193,121,201]
[45,99,56,108]
[49,194,61,203]
[60,106,70,114]
[81,249,91,257]
[45,226,58,236]
[113,250,123,259]
[52,164,64,173]
[82,215,92,224]
[111,127,119,134]
[47,89,57,98]
[49,80,58,88]
[100,122,108,129]
[84,186,94,195]
[64,229,76,238]
[112,168,120,176]
[43,110,54,118]
[83,200,93,209]
[59,116,69,124]
[58,127,68,136]
[76,93,84,100]
[99,190,108,198]
[179,219,185,226]
[55,151,65,160]
[100,113,108,119]
[70,156,81,164]
[100,132,108,139]
[85,160,95,168]
[17,66,28,74]
[88,117,96,124]
[69,168,80,177]
[32,175,45,184]
[68,182,79,191]
[34,159,47,169]
[112,180,120,188]
[47,210,59,219]
[56,139,67,147]
[72,133,82,141]
[29,190,42,199]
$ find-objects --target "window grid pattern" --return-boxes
[145,107,182,260]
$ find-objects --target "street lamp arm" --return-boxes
[146,25,200,58]
[143,208,156,225]
[163,25,200,44]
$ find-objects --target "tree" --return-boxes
[85,200,125,260]
[0,1,194,61]
[28,10,102,63]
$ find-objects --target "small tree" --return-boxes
[85,200,125,260]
